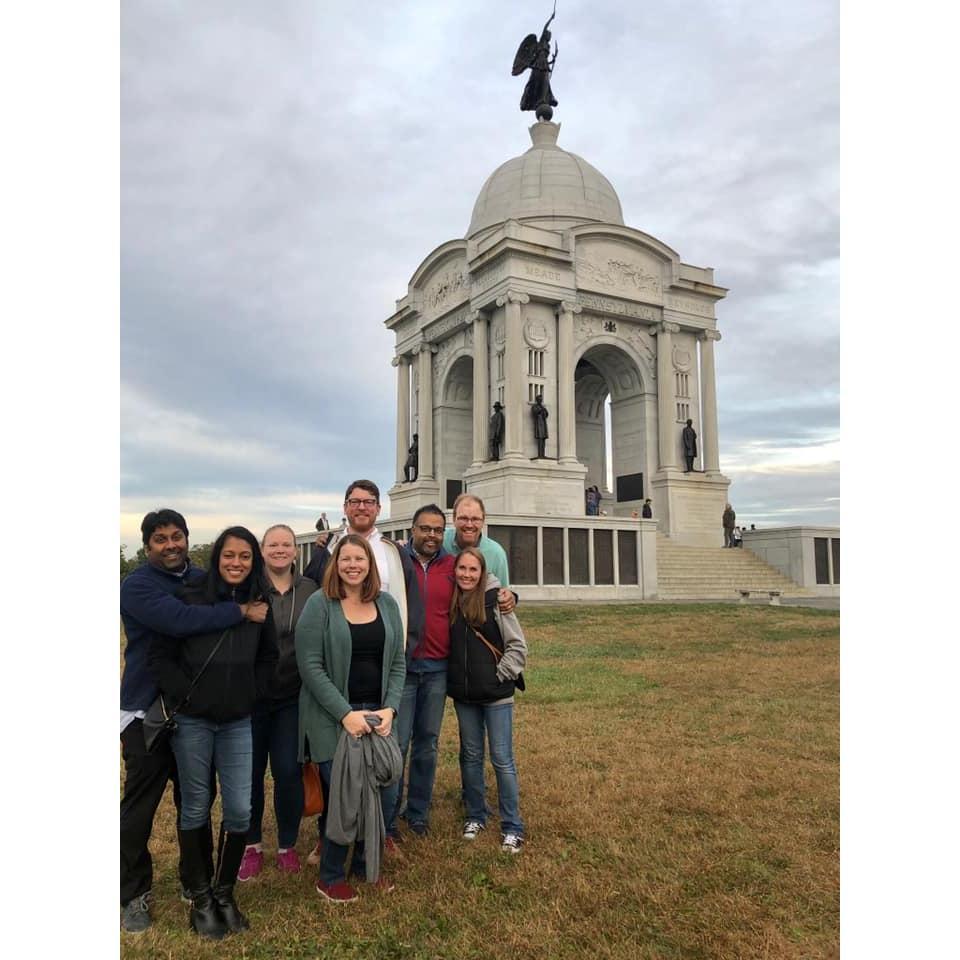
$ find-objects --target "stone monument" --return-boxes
[386,50,729,546]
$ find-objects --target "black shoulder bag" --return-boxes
[142,629,230,753]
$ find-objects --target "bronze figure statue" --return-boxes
[512,6,559,121]
[532,393,549,458]
[404,433,419,482]
[489,402,505,461]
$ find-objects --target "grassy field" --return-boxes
[121,603,839,960]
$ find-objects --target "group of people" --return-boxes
[120,484,527,938]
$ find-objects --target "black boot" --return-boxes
[180,827,227,940]
[177,818,214,901]
[212,827,250,933]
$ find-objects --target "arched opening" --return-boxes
[437,355,473,508]
[575,343,652,516]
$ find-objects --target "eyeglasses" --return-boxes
[346,498,378,508]
[415,524,445,536]
[455,516,484,524]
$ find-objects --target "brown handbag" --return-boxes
[302,762,325,817]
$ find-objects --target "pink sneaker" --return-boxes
[237,846,263,882]
[276,848,301,874]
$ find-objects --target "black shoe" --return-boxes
[212,886,249,932]
[408,821,429,837]
[188,888,227,940]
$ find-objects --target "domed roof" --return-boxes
[467,122,624,237]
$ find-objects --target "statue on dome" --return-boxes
[512,5,559,122]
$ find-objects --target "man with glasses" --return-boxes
[302,479,421,857]
[387,504,515,841]
[442,493,511,588]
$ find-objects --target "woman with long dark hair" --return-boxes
[238,524,318,881]
[295,534,405,902]
[448,546,527,853]
[150,526,278,939]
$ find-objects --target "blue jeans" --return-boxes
[454,700,523,836]
[171,714,252,833]
[318,702,397,885]
[388,668,447,833]
[249,698,303,848]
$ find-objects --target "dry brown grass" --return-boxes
[121,603,838,960]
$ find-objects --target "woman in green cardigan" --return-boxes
[295,534,406,903]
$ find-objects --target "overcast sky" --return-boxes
[120,0,838,547]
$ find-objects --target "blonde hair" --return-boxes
[322,534,381,602]
[452,493,486,520]
[449,547,487,628]
[261,523,296,546]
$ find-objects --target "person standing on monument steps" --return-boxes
[642,499,653,519]
[120,509,266,934]
[722,503,736,548]
[682,419,698,472]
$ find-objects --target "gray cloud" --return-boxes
[121,0,838,543]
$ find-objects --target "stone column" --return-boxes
[496,290,530,458]
[416,343,437,479]
[471,310,489,466]
[393,355,410,483]
[557,300,581,464]
[655,321,680,470]
[699,330,722,474]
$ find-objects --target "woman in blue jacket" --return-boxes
[295,534,406,903]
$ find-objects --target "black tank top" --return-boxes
[347,608,384,704]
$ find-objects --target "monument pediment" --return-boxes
[574,236,668,305]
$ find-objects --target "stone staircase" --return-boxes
[655,535,810,600]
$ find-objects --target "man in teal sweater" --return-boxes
[441,494,510,589]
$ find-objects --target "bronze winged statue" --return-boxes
[512,6,558,121]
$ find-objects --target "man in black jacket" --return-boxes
[119,509,266,933]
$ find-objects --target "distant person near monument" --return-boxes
[682,419,698,473]
[316,512,330,531]
[489,402,505,461]
[642,499,653,519]
[512,7,559,122]
[442,493,513,595]
[722,503,736,548]
[585,485,602,516]
[531,393,549,458]
[404,434,419,483]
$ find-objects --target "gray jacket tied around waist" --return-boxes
[324,729,402,882]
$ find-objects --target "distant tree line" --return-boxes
[120,542,213,580]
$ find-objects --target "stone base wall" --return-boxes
[651,470,730,546]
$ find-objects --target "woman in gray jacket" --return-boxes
[295,534,406,903]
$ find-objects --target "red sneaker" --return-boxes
[237,846,263,882]
[276,848,301,874]
[316,880,358,903]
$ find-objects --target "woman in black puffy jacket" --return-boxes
[150,526,278,940]
[448,546,527,855]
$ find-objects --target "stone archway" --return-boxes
[437,355,473,508]
[574,343,653,516]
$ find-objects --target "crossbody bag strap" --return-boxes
[167,627,231,715]
[470,625,503,663]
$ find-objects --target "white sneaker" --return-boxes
[462,820,485,840]
[500,833,524,854]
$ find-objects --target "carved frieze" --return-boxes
[423,305,470,343]
[576,256,662,297]
[471,262,507,292]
